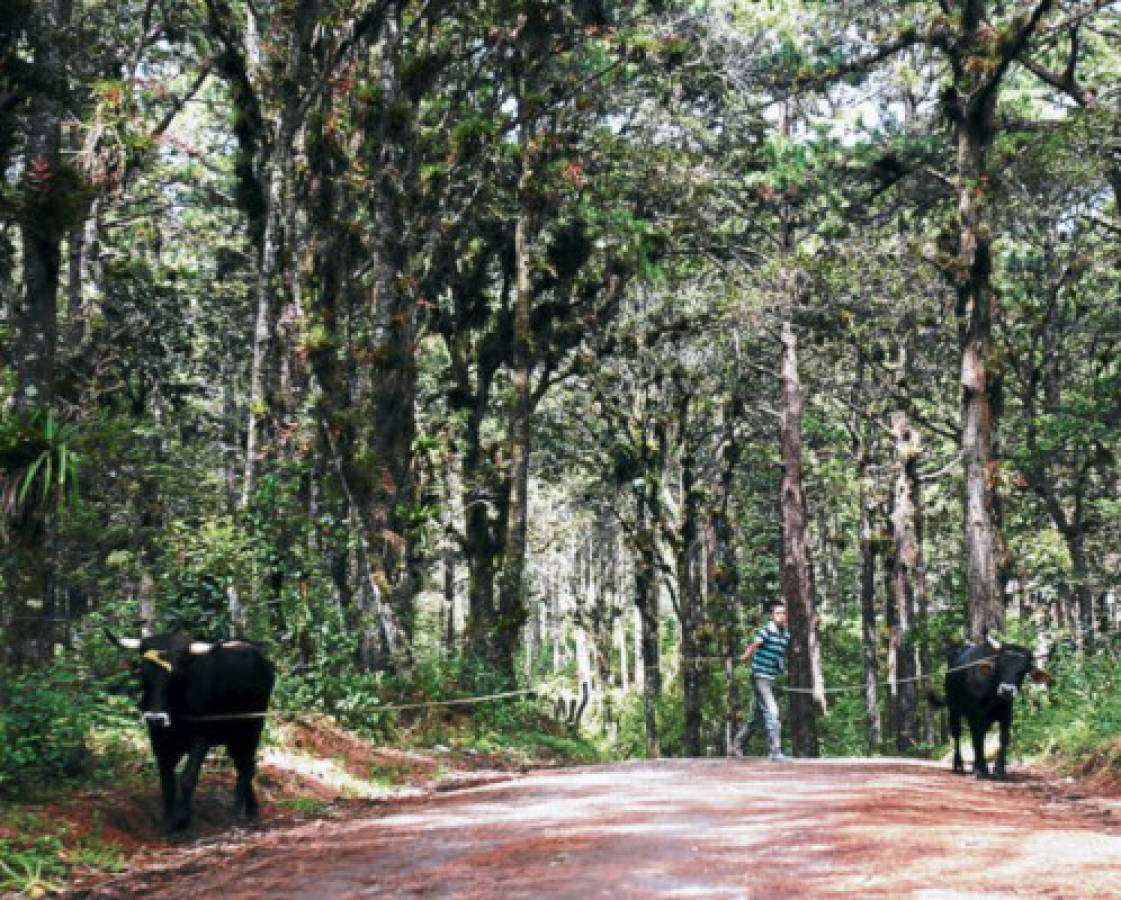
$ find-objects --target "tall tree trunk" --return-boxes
[633,603,644,692]
[240,162,283,508]
[13,2,67,415]
[949,1,1052,640]
[1069,540,1093,651]
[712,397,741,754]
[616,612,629,692]
[851,350,882,752]
[463,405,503,669]
[915,460,935,745]
[883,534,898,746]
[678,398,702,757]
[369,266,421,634]
[859,464,882,753]
[779,320,819,757]
[5,0,72,669]
[890,410,921,751]
[496,154,535,679]
[635,495,660,759]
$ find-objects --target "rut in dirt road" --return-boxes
[79,758,1121,898]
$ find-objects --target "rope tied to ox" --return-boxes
[176,688,538,722]
[642,653,1011,695]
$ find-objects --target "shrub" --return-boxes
[0,661,98,793]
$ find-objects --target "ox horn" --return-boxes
[189,641,213,655]
[106,628,142,650]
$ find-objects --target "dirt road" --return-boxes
[79,758,1121,898]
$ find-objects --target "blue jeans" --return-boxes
[733,676,781,756]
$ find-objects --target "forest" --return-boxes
[1,0,1119,835]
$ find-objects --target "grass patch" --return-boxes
[0,809,127,897]
[271,797,333,816]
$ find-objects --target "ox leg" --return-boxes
[173,737,211,831]
[994,709,1012,779]
[230,743,260,821]
[949,711,965,774]
[156,755,180,831]
[969,717,990,779]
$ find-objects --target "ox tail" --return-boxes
[925,687,946,708]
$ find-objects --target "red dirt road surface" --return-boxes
[79,758,1121,898]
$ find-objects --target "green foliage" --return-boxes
[0,828,67,897]
[0,660,97,793]
[272,612,381,721]
[277,647,597,761]
[1015,643,1121,769]
[272,797,331,816]
[0,809,126,896]
[610,671,731,759]
[815,622,872,756]
[0,408,81,519]
[0,630,147,797]
[154,516,258,635]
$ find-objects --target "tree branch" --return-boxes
[1019,54,1097,106]
[975,0,1056,113]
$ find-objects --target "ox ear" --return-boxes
[985,634,1002,650]
[1031,669,1052,685]
[188,641,213,655]
[106,628,142,651]
[978,661,995,677]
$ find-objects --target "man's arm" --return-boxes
[739,639,762,663]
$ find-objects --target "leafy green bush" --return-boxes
[0,661,97,794]
[274,644,593,758]
[612,688,686,757]
[1015,643,1121,768]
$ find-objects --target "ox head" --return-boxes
[106,630,213,728]
[979,635,1052,699]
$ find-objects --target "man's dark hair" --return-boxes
[768,600,787,613]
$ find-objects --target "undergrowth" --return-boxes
[1015,641,1121,777]
[0,811,127,896]
[0,647,596,894]
[1,634,1115,894]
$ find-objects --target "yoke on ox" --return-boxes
[108,630,275,833]
[928,636,1050,780]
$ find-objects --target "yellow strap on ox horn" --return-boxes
[143,649,173,672]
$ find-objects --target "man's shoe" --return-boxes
[769,752,789,762]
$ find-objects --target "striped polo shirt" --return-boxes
[751,622,790,680]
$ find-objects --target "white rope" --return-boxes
[370,689,537,711]
[643,654,1003,695]
[780,657,998,695]
[179,689,537,721]
[177,654,1017,720]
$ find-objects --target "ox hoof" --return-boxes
[163,812,191,835]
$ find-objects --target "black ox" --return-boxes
[928,636,1050,779]
[108,630,275,833]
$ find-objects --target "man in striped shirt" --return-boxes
[732,601,790,761]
